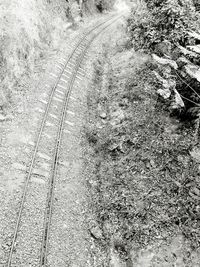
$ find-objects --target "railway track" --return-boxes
[5,14,122,267]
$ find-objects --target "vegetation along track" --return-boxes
[5,14,122,267]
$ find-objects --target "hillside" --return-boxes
[0,0,112,117]
[0,1,123,266]
[0,1,68,114]
[85,0,200,265]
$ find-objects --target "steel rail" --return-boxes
[39,15,122,267]
[6,15,118,267]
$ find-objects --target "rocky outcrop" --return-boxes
[152,31,200,115]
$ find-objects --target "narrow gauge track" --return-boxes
[40,15,122,266]
[6,14,122,267]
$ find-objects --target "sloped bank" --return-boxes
[0,0,110,118]
[85,10,200,267]
[0,0,74,113]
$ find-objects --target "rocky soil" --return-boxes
[85,10,200,267]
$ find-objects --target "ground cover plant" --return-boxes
[86,5,200,264]
[127,0,198,51]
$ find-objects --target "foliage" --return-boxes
[86,46,200,264]
[94,0,116,12]
[127,0,198,51]
[127,0,200,127]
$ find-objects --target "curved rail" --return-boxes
[39,15,122,266]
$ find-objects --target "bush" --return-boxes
[127,0,198,51]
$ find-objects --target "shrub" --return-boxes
[127,0,198,51]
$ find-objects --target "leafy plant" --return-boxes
[127,0,198,51]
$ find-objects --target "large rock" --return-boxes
[152,54,178,70]
[178,45,199,58]
[153,71,175,99]
[153,71,184,108]
[173,89,185,108]
[188,31,200,41]
[187,45,200,55]
[177,56,191,68]
[185,64,200,82]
